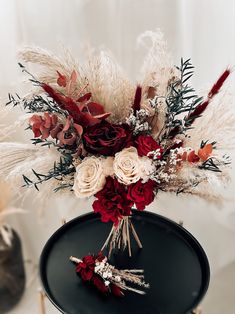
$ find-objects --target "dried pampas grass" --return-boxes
[19,45,87,99]
[171,163,231,203]
[18,31,179,124]
[185,91,235,154]
[83,51,135,123]
[138,30,179,97]
[0,142,61,204]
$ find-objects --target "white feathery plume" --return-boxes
[185,91,235,154]
[170,163,231,203]
[18,46,135,121]
[18,45,86,98]
[137,29,179,97]
[83,50,135,122]
[18,45,79,79]
[0,142,61,203]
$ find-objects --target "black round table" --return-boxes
[40,211,210,314]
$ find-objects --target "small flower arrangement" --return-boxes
[70,252,149,296]
[2,31,234,256]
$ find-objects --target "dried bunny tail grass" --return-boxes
[83,50,135,123]
[185,91,235,154]
[0,142,61,203]
[18,45,86,97]
[137,29,178,97]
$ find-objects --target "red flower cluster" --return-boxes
[75,255,95,281]
[74,253,123,296]
[42,83,110,127]
[29,113,83,146]
[29,112,58,139]
[93,177,157,223]
[93,177,133,225]
[181,143,213,163]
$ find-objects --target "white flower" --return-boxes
[141,156,155,182]
[73,156,113,198]
[113,147,154,185]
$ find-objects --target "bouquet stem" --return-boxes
[101,217,142,258]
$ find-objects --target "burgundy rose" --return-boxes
[76,255,95,281]
[92,177,133,225]
[127,179,156,211]
[83,120,133,156]
[135,135,163,158]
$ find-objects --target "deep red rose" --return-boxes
[92,276,109,294]
[135,135,163,158]
[83,120,133,156]
[127,179,156,211]
[92,177,133,225]
[76,255,95,281]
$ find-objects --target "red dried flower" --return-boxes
[76,255,95,282]
[198,143,213,161]
[56,116,83,146]
[83,120,133,156]
[92,276,109,294]
[185,68,231,126]
[187,150,200,163]
[29,113,83,146]
[42,83,110,127]
[29,112,58,139]
[135,135,163,158]
[133,85,142,114]
[110,284,124,297]
[57,71,67,87]
[127,179,156,211]
[92,177,133,225]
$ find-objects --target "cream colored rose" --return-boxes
[113,147,154,185]
[73,156,112,198]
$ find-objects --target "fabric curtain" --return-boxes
[0,1,235,313]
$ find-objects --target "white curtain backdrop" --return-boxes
[0,1,235,313]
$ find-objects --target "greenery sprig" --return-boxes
[164,58,203,138]
[22,152,75,191]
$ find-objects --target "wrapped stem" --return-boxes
[101,216,142,258]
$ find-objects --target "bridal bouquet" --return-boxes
[1,31,234,257]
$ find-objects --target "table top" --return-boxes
[40,211,210,314]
